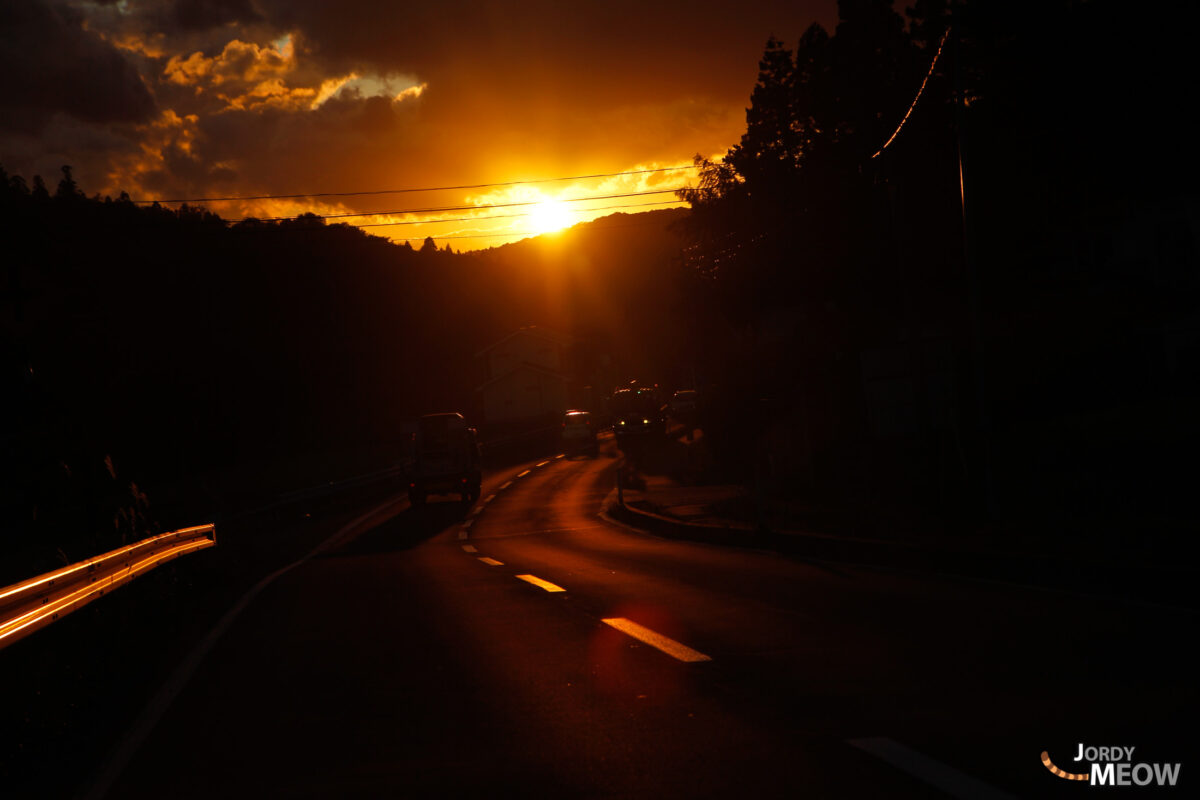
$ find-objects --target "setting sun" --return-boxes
[530,199,572,234]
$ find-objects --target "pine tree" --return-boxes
[55,165,82,201]
[726,37,802,205]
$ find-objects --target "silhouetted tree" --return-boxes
[831,0,915,159]
[726,37,802,209]
[7,172,28,196]
[30,175,49,201]
[55,165,82,201]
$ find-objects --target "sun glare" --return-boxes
[530,199,572,234]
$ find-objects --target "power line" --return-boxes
[353,198,683,229]
[225,210,677,243]
[133,165,698,205]
[227,188,686,224]
[222,198,687,238]
[870,26,952,159]
[407,215,680,243]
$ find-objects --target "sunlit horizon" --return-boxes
[530,199,573,235]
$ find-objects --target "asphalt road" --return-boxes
[88,441,1195,798]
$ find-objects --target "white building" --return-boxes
[476,327,572,423]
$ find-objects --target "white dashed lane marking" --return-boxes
[500,481,512,490]
[461,545,477,553]
[478,557,503,566]
[515,574,566,593]
[483,494,495,503]
[517,470,531,478]
[601,617,712,663]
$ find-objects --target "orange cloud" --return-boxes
[394,83,427,102]
[105,32,169,60]
[163,51,214,85]
[161,36,423,114]
[100,109,201,196]
[164,37,292,85]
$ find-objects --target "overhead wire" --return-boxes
[226,187,685,224]
[132,165,698,205]
[870,26,952,159]
[407,214,681,242]
[224,208,680,242]
[353,198,683,229]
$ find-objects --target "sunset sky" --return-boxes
[1,0,836,250]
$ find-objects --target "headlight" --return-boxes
[642,419,650,424]
[618,420,626,426]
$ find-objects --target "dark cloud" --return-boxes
[0,0,156,133]
[261,0,834,98]
[190,92,427,198]
[162,0,263,33]
[239,0,837,186]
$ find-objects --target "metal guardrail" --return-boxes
[0,430,558,649]
[0,524,216,651]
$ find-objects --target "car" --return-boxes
[609,387,667,442]
[669,389,698,417]
[560,410,599,456]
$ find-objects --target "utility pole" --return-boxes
[953,9,997,522]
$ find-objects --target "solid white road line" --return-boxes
[461,545,477,553]
[601,617,712,663]
[847,738,1018,800]
[478,557,503,566]
[515,574,566,593]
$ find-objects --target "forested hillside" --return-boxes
[0,173,690,579]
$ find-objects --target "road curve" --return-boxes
[98,444,1197,798]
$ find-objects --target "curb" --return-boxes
[602,493,1197,610]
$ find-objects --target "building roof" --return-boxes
[475,325,571,358]
[475,359,570,393]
